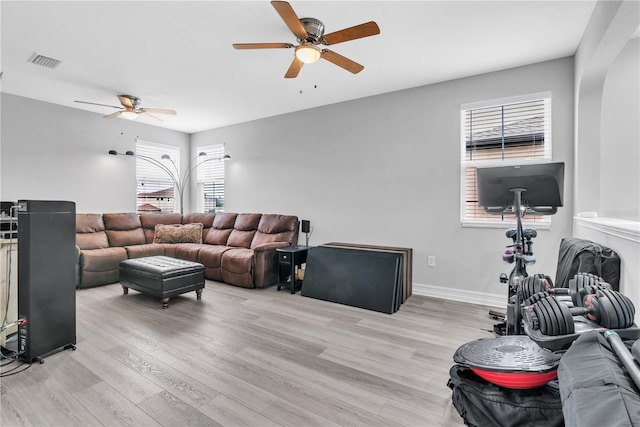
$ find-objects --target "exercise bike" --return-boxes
[476,163,565,335]
[490,188,540,335]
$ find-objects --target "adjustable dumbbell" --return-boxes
[523,289,636,336]
[520,272,611,306]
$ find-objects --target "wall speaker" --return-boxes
[301,220,311,233]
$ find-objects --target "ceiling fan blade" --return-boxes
[284,57,304,79]
[271,1,307,39]
[118,95,135,108]
[141,108,177,115]
[321,49,364,74]
[103,111,123,119]
[322,21,380,45]
[233,43,294,50]
[74,100,121,109]
[139,112,163,123]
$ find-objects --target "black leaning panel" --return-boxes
[301,246,401,314]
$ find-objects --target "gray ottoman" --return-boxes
[119,256,205,309]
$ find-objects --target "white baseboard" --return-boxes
[412,282,505,310]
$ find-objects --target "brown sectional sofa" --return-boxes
[75,212,299,289]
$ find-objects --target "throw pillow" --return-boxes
[153,223,203,244]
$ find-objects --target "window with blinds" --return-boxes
[135,140,180,213]
[196,144,226,213]
[461,96,552,225]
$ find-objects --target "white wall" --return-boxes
[600,37,640,221]
[573,0,640,321]
[0,93,190,213]
[1,58,576,309]
[192,57,575,308]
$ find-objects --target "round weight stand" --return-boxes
[453,335,561,389]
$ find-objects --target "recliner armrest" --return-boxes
[252,242,290,252]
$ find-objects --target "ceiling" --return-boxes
[1,1,598,134]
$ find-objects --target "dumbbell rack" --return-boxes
[521,275,638,352]
[525,322,640,352]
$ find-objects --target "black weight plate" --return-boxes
[595,290,621,329]
[528,275,544,299]
[533,299,552,335]
[569,279,579,306]
[557,300,575,334]
[526,291,548,305]
[604,290,628,328]
[577,273,585,291]
[548,295,573,335]
[539,297,560,336]
[607,290,633,328]
[532,275,544,296]
[621,295,636,327]
[617,292,635,327]
[545,296,567,336]
[604,290,628,327]
[547,297,567,335]
[521,276,534,300]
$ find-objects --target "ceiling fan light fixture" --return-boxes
[120,110,138,120]
[295,45,321,64]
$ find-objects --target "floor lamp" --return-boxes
[109,150,230,214]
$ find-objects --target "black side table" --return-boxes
[277,246,311,294]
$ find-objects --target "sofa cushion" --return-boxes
[78,247,128,288]
[76,213,106,233]
[183,213,215,241]
[233,213,262,231]
[198,245,233,282]
[221,248,255,288]
[125,243,166,259]
[140,213,183,243]
[204,228,233,245]
[103,212,142,230]
[227,213,261,248]
[154,223,204,244]
[76,214,109,250]
[212,212,238,230]
[228,230,256,248]
[251,214,299,249]
[182,213,215,227]
[103,213,146,247]
[174,243,203,262]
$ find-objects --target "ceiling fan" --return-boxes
[233,1,380,78]
[74,95,176,123]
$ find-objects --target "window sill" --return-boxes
[461,220,551,231]
[574,217,640,243]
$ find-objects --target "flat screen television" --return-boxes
[476,162,564,214]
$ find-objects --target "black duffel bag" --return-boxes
[447,365,564,427]
[555,237,621,291]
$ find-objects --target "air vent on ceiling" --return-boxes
[28,53,62,69]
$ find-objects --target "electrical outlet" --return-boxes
[427,256,436,267]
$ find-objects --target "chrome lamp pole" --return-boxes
[108,150,230,214]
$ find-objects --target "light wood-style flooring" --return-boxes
[1,281,496,426]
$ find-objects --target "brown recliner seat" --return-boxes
[221,213,298,288]
[194,212,237,281]
[76,214,127,288]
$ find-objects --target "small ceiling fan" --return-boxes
[233,1,380,78]
[74,95,176,123]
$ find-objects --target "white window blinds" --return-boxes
[461,96,552,224]
[135,140,180,213]
[196,143,226,213]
